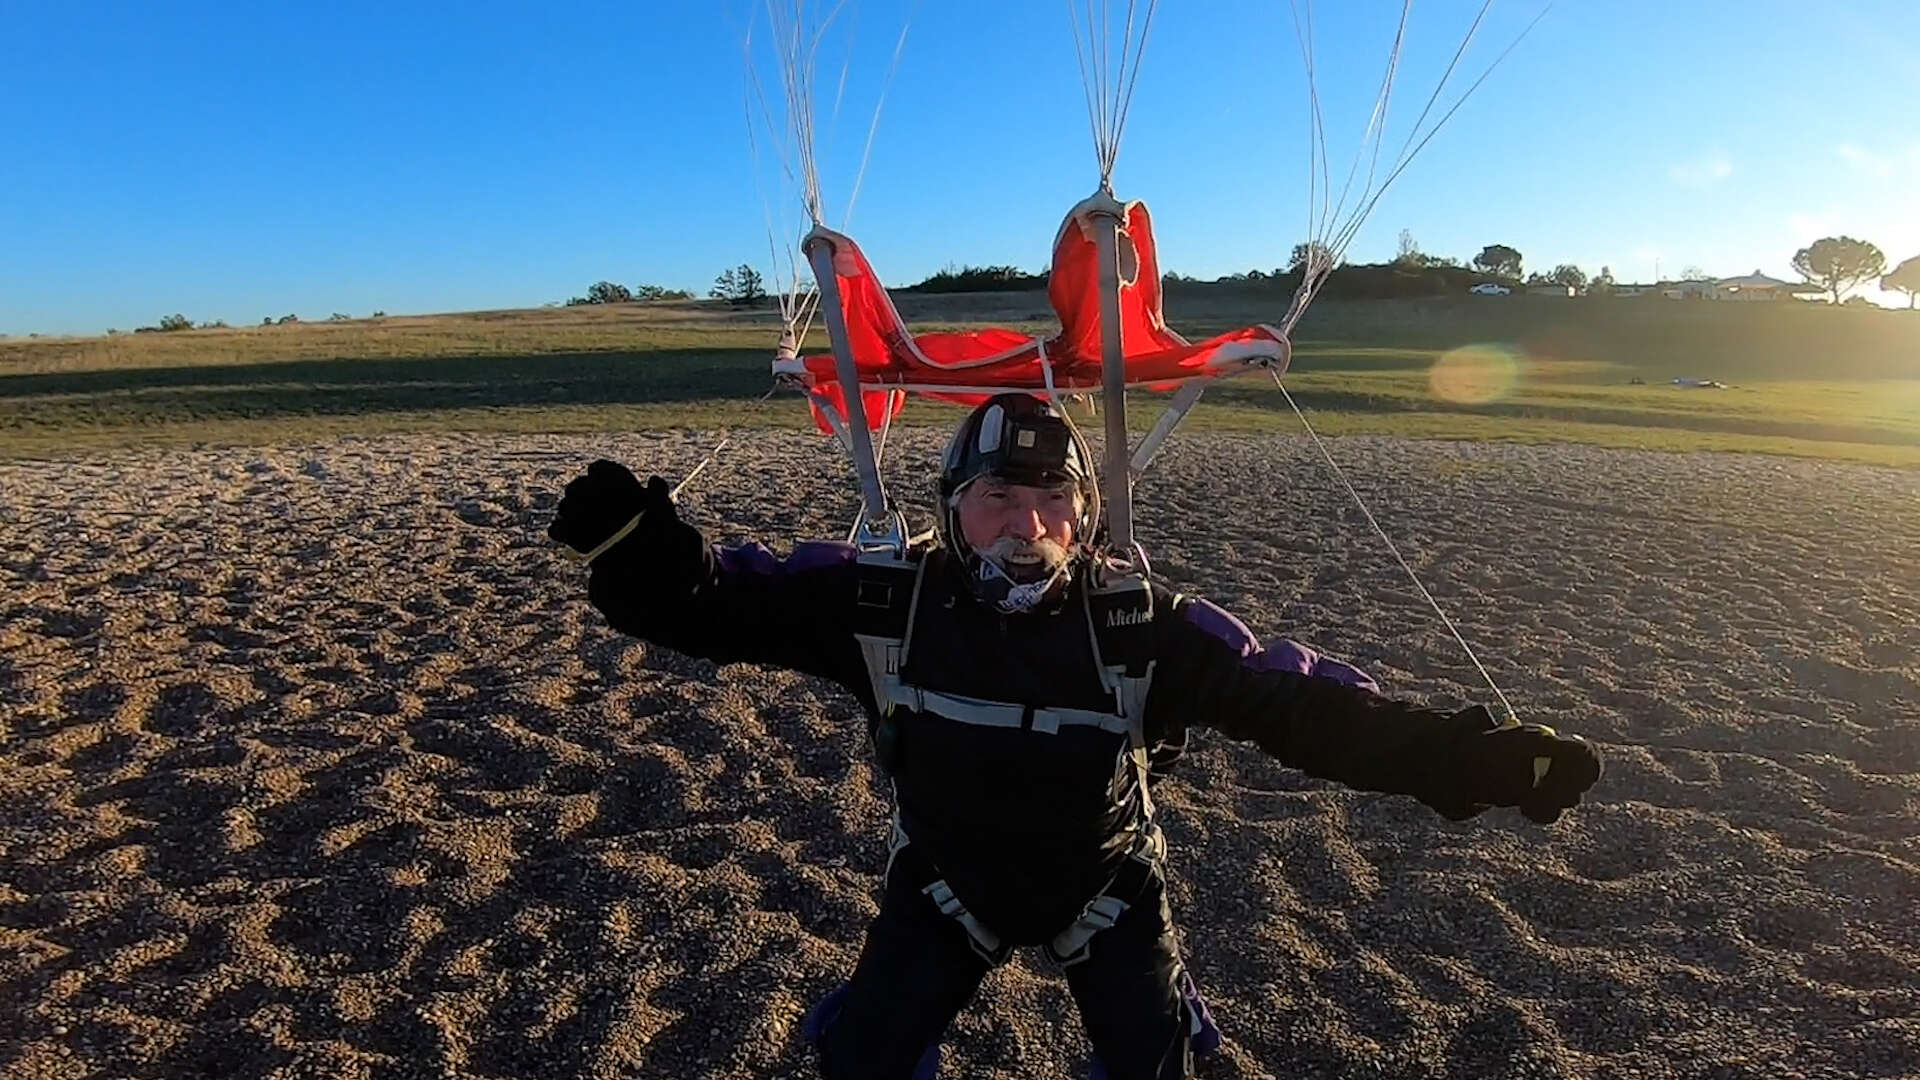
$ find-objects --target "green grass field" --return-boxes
[3,291,1916,466]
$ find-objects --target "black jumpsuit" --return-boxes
[585,533,1487,1080]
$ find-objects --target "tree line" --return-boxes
[117,233,1920,337]
[563,265,766,307]
[897,228,1920,307]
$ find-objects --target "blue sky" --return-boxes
[4,0,1917,337]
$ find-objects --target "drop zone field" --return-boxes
[3,290,1916,466]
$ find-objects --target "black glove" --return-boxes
[1427,706,1603,825]
[548,460,692,569]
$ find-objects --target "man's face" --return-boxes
[955,475,1080,581]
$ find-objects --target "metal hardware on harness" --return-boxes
[848,506,913,559]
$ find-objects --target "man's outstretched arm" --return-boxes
[550,461,866,691]
[1149,597,1601,823]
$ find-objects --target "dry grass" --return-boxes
[3,292,1916,466]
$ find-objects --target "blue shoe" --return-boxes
[801,984,847,1049]
[803,983,941,1079]
[1181,970,1222,1056]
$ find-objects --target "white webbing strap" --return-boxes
[874,686,1134,735]
[1046,824,1165,966]
[1048,894,1130,966]
[924,879,1007,963]
[882,802,911,880]
[1082,568,1157,761]
[853,554,928,717]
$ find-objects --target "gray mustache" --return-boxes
[984,536,1070,566]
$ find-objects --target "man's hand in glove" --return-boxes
[547,460,704,581]
[1427,706,1603,825]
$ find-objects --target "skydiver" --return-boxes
[547,392,1603,1080]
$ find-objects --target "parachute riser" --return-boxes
[802,226,904,556]
[1086,193,1134,556]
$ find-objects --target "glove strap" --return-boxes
[578,510,646,566]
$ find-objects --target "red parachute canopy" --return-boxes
[775,196,1289,433]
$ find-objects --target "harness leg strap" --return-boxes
[923,879,1012,966]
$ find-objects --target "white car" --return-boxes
[1469,283,1510,295]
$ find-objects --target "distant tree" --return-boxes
[263,316,274,326]
[1395,229,1421,267]
[372,310,386,318]
[1589,265,1617,295]
[276,314,299,324]
[633,283,693,301]
[158,314,192,332]
[328,312,351,322]
[710,264,766,306]
[1549,264,1589,292]
[1878,254,1920,309]
[1679,264,1708,281]
[738,266,766,305]
[1289,241,1339,275]
[1792,236,1887,304]
[586,281,633,305]
[1473,244,1523,280]
[197,320,229,329]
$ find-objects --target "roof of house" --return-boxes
[1716,269,1801,289]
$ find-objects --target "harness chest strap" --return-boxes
[852,550,1160,750]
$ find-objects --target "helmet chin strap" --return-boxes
[969,545,1077,614]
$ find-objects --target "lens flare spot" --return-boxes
[1430,345,1522,405]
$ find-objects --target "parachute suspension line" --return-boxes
[1277,0,1555,339]
[842,3,920,229]
[670,383,784,500]
[767,0,846,226]
[1310,2,1412,265]
[874,389,901,469]
[1288,0,1330,277]
[744,6,825,352]
[1266,369,1519,728]
[1065,6,1104,166]
[744,22,806,335]
[1065,0,1160,189]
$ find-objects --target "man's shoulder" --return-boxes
[1128,576,1261,658]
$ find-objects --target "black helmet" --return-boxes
[937,393,1101,612]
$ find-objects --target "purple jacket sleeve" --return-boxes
[1148,594,1473,802]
